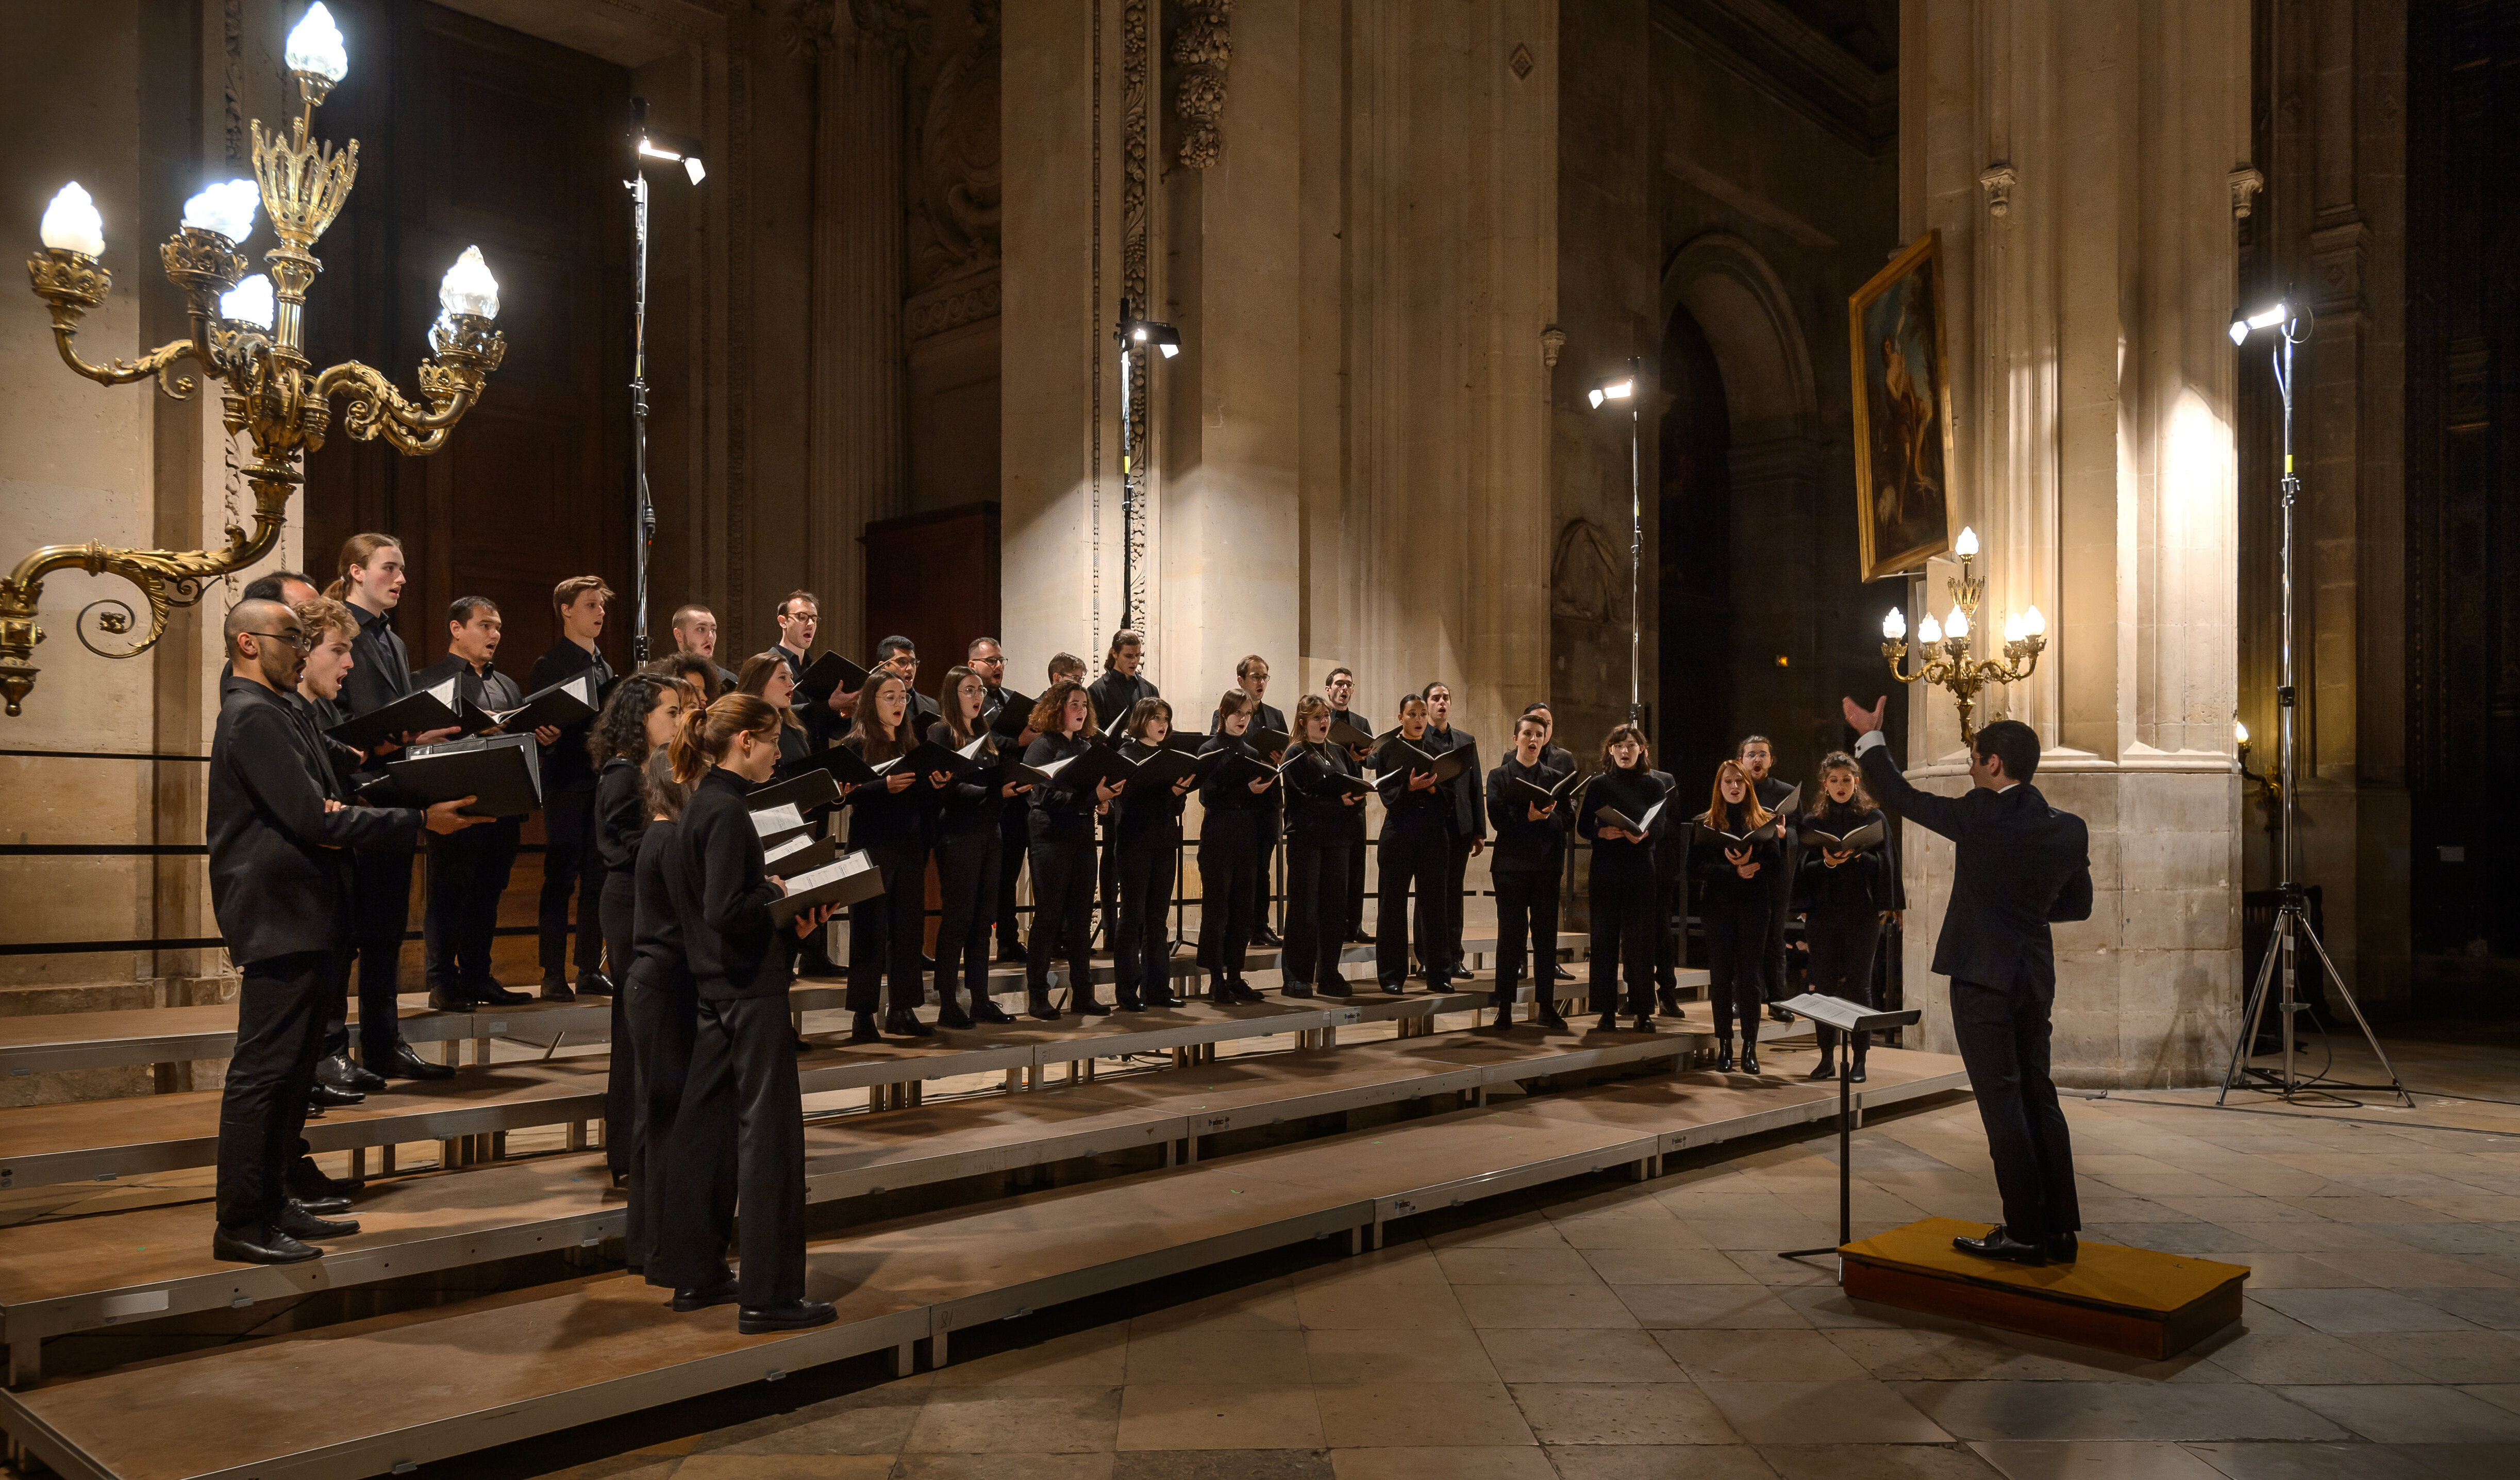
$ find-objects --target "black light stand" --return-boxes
[624,101,705,664]
[1113,302,1180,633]
[2217,303,2411,1108]
[1588,360,1646,726]
[1775,995,1922,1264]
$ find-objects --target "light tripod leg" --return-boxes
[2294,915,2417,1108]
[2218,910,2289,1105]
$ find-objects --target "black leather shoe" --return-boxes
[1596,1012,1619,1033]
[1849,1059,1868,1084]
[1381,982,1407,996]
[2047,1233,2079,1263]
[847,1011,881,1044]
[1715,1042,1735,1073]
[972,1000,1016,1024]
[290,1191,353,1216]
[738,1299,838,1334]
[426,987,472,1012]
[307,1080,365,1107]
[1282,983,1315,999]
[671,1281,739,1312]
[540,975,575,1003]
[1808,1058,1837,1081]
[1740,1050,1760,1075]
[1538,1008,1570,1032]
[1766,1004,1794,1024]
[1633,1015,1656,1034]
[468,979,530,1006]
[1953,1226,2049,1266]
[213,1224,321,1265]
[1255,926,1284,947]
[1232,983,1265,1003]
[883,1008,935,1038]
[277,1201,359,1240]
[1144,989,1184,1009]
[288,1155,362,1202]
[1114,995,1145,1013]
[996,942,1027,964]
[1074,998,1115,1017]
[1027,995,1061,1021]
[1320,980,1354,997]
[937,1003,976,1030]
[576,970,615,998]
[318,1053,388,1093]
[1658,987,1684,1018]
[385,1040,456,1081]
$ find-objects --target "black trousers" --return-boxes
[994,803,1029,953]
[1095,824,1122,939]
[1283,840,1350,988]
[1759,863,1793,1003]
[1704,895,1770,1039]
[1198,814,1263,987]
[1950,975,2080,1241]
[1027,833,1097,1005]
[216,950,336,1232]
[847,843,929,1014]
[1653,875,1684,990]
[422,817,520,995]
[654,994,807,1306]
[934,826,1003,1011]
[329,844,413,1065]
[1587,863,1656,1017]
[1344,834,1369,938]
[598,870,638,1171]
[1806,911,1881,1057]
[1112,832,1177,1004]
[1375,821,1449,987]
[624,972,724,1277]
[1493,869,1560,1000]
[538,781,604,980]
[1425,832,1475,976]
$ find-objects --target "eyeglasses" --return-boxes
[246,629,318,654]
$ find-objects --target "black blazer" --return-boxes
[528,639,613,793]
[1373,734,1452,833]
[841,731,935,852]
[1577,766,1670,878]
[629,818,695,998]
[1857,745,2092,992]
[1689,802,1782,907]
[930,721,1006,835]
[1088,670,1159,736]
[1424,726,1488,841]
[1486,754,1573,873]
[595,755,646,880]
[340,604,412,720]
[673,766,794,999]
[208,676,423,966]
[1794,802,1896,918]
[1281,742,1365,844]
[1024,731,1100,841]
[1196,731,1275,836]
[410,654,521,715]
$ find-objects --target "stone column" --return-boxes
[1900,0,2247,1087]
[806,1,926,661]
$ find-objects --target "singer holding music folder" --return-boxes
[530,576,619,1003]
[932,664,1028,1026]
[652,694,841,1332]
[1278,696,1366,997]
[1795,750,1897,1084]
[1691,758,1782,1072]
[1486,712,1573,1030]
[1022,679,1123,1019]
[1371,694,1451,996]
[1112,699,1196,1011]
[410,597,544,1018]
[591,674,692,1178]
[1088,631,1160,944]
[968,639,1038,964]
[1577,724,1669,1032]
[839,671,949,1040]
[1197,692,1276,1004]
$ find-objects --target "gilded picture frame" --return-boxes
[1847,230,1956,582]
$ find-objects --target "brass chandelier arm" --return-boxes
[311,358,483,455]
[47,325,199,398]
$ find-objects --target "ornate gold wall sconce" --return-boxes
[1877,526,2046,745]
[4,3,506,716]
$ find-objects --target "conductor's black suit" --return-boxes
[1856,731,2093,1243]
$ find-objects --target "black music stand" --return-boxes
[1775,993,1924,1263]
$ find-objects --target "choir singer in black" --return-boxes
[1795,751,1897,1084]
[412,596,546,1018]
[208,601,480,1265]
[530,575,618,1002]
[1486,713,1571,1030]
[1577,724,1667,1033]
[1198,691,1277,1003]
[1418,683,1485,987]
[1844,697,2092,1266]
[1279,696,1364,997]
[933,664,1029,1025]
[1024,680,1123,1019]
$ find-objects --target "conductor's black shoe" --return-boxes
[1953,1226,2048,1266]
[1145,989,1184,1009]
[2046,1233,2079,1263]
[469,979,531,1006]
[307,1079,365,1107]
[1255,926,1283,947]
[318,1053,387,1093]
[1231,983,1265,1004]
[576,970,615,998]
[540,974,575,1003]
[1074,998,1115,1017]
[972,1000,1016,1024]
[385,1040,456,1081]
[996,942,1027,964]
[277,1201,360,1240]
[213,1224,321,1265]
[288,1155,362,1202]
[883,1009,935,1038]
[1380,982,1407,996]
[1808,1058,1837,1081]
[793,1035,814,1055]
[671,1281,739,1312]
[739,1299,838,1335]
[847,1011,881,1044]
[1546,963,1573,983]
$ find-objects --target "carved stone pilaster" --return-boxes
[1172,1,1232,170]
[2227,166,2264,220]
[1979,163,2017,220]
[1540,326,1566,368]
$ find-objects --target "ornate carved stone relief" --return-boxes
[1171,0,1231,169]
[915,1,1002,288]
[1551,520,1626,624]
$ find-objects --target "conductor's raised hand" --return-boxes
[1842,695,1887,735]
[424,797,487,834]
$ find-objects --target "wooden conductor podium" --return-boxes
[1840,1218,2249,1360]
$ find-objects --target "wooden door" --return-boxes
[862,503,1004,695]
[301,0,630,676]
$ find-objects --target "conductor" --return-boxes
[1843,697,2092,1266]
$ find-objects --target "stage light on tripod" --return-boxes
[1123,319,1182,358]
[1588,375,1636,410]
[638,137,707,185]
[2228,301,2288,345]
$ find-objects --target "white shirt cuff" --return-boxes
[1855,730,1888,755]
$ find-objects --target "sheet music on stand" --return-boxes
[1774,993,1919,1037]
[1773,993,1925,1266]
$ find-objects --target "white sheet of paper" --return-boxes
[427,677,458,707]
[764,832,815,863]
[750,802,806,836]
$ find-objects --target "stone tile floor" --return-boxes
[450,1027,2520,1480]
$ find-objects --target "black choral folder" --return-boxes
[328,679,463,751]
[768,850,889,923]
[385,733,543,818]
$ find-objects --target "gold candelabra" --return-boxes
[1879,526,2046,745]
[3,3,505,717]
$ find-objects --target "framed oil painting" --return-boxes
[1848,231,1955,582]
